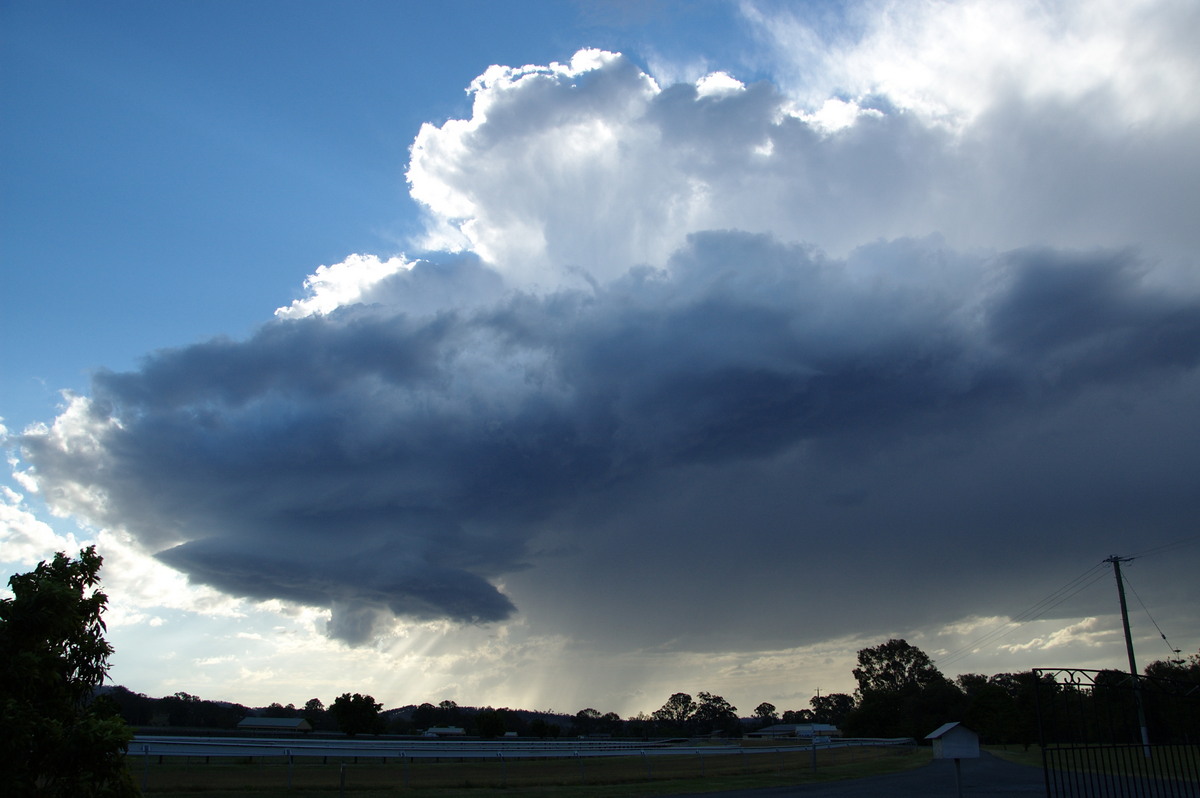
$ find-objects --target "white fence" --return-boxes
[128,735,917,794]
[131,734,914,761]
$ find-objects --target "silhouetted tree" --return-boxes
[162,692,203,727]
[412,702,437,730]
[625,711,654,738]
[754,702,778,726]
[573,707,602,735]
[693,691,739,735]
[852,639,942,696]
[436,699,461,725]
[0,547,137,796]
[810,693,855,726]
[844,639,963,739]
[329,693,384,736]
[1142,649,1200,744]
[302,698,327,729]
[957,674,1017,743]
[475,708,507,738]
[529,718,561,738]
[1144,648,1200,682]
[990,671,1050,749]
[104,686,154,727]
[264,702,298,718]
[652,692,696,731]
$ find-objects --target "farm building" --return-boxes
[237,716,312,733]
[423,726,467,737]
[746,723,841,739]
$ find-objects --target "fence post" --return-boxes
[142,744,149,792]
[811,738,817,772]
[339,762,346,798]
[697,750,705,778]
[642,750,651,780]
[576,751,584,783]
[498,751,506,787]
[287,750,292,791]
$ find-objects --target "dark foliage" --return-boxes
[0,547,138,797]
[843,639,964,740]
[651,692,696,732]
[810,693,855,726]
[329,692,385,736]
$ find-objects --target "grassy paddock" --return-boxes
[135,742,930,797]
[983,745,1043,768]
[987,744,1200,782]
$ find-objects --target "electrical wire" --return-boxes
[1122,571,1183,660]
[938,534,1198,671]
[936,566,1110,669]
[1128,533,1200,560]
[936,562,1110,670]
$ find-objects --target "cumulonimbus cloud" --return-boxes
[18,232,1200,641]
[14,21,1200,646]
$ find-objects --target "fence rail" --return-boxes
[128,735,917,794]
[130,734,912,761]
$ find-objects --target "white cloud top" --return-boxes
[746,0,1200,127]
[276,255,416,319]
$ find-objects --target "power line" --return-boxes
[936,568,1110,669]
[1122,571,1183,660]
[1128,533,1200,560]
[937,534,1198,671]
[936,562,1109,669]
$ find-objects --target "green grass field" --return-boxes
[134,743,931,797]
[988,744,1199,783]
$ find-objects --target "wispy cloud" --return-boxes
[1000,617,1112,653]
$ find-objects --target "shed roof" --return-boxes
[758,723,839,733]
[926,721,973,739]
[238,717,312,730]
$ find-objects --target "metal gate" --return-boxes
[1034,668,1199,797]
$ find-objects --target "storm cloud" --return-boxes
[20,233,1200,642]
[17,26,1200,651]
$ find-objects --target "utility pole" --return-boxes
[1106,555,1151,756]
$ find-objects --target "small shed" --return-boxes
[925,722,979,759]
[238,717,312,733]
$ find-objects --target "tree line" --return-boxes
[5,548,1198,795]
[96,636,1200,746]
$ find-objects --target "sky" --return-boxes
[3,0,1199,718]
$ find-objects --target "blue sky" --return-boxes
[4,0,1200,717]
[3,1,723,425]
[4,1,777,421]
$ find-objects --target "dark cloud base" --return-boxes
[21,233,1200,644]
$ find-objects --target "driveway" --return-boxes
[672,751,1046,797]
